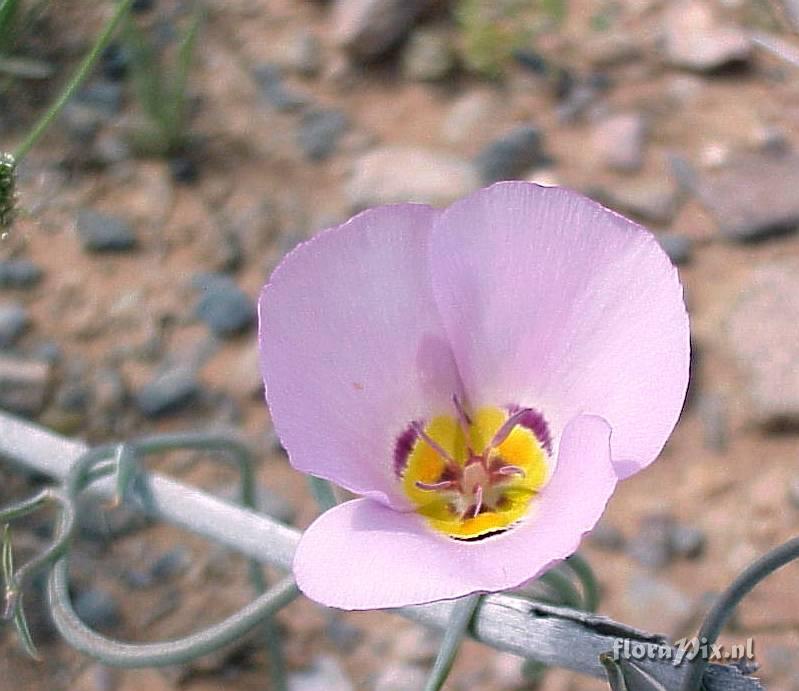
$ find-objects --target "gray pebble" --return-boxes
[73,589,122,632]
[76,494,149,541]
[588,520,626,551]
[670,524,706,559]
[194,274,255,337]
[77,209,137,253]
[626,514,675,569]
[254,64,307,113]
[401,27,455,82]
[297,109,349,162]
[150,546,191,581]
[657,232,693,265]
[0,302,29,347]
[475,125,543,184]
[0,354,51,416]
[0,260,42,289]
[326,616,363,652]
[77,79,124,117]
[134,365,200,417]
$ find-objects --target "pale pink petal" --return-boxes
[259,204,462,508]
[294,415,617,609]
[429,182,689,478]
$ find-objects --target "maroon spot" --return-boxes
[506,405,553,455]
[393,422,420,477]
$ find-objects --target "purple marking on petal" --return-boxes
[394,423,420,477]
[507,405,553,455]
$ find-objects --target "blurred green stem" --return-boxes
[424,594,482,691]
[12,0,135,162]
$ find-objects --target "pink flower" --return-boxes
[258,182,689,610]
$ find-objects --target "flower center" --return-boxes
[394,398,552,540]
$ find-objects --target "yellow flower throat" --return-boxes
[397,404,551,540]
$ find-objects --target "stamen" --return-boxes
[489,407,534,449]
[496,465,526,477]
[411,421,460,468]
[451,394,474,453]
[415,480,456,491]
[452,394,473,426]
[472,485,484,517]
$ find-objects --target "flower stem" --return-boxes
[565,553,600,612]
[424,593,482,691]
[12,0,135,163]
[681,535,799,691]
[307,476,338,511]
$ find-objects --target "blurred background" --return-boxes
[1,0,798,689]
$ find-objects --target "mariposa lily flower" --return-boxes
[258,182,689,610]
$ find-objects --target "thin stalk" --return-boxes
[681,536,799,691]
[308,476,338,512]
[13,0,135,162]
[565,553,600,612]
[423,594,482,691]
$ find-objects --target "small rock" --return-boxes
[150,546,191,581]
[626,514,675,569]
[788,476,799,509]
[698,392,728,452]
[288,655,353,691]
[77,209,137,252]
[348,146,478,208]
[588,520,626,551]
[326,616,363,652]
[279,30,322,77]
[726,261,799,426]
[597,178,678,225]
[670,524,706,559]
[623,574,694,636]
[134,365,200,417]
[62,80,124,140]
[373,664,427,691]
[591,112,646,173]
[585,32,643,68]
[401,26,455,82]
[441,90,496,145]
[93,367,128,417]
[0,260,42,289]
[0,355,50,416]
[74,589,122,632]
[663,0,750,71]
[697,153,799,242]
[657,233,693,266]
[168,155,199,184]
[77,80,124,117]
[333,0,428,61]
[76,493,149,542]
[254,64,308,112]
[194,274,255,337]
[475,125,544,184]
[102,43,129,81]
[297,109,349,162]
[0,302,29,347]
